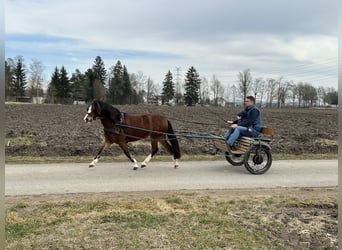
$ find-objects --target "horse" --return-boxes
[83,100,181,170]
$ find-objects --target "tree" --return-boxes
[5,58,15,99]
[12,56,27,97]
[46,67,60,103]
[210,74,223,106]
[324,90,338,106]
[92,56,107,86]
[302,83,317,107]
[277,78,292,108]
[250,77,264,100]
[107,60,128,104]
[28,59,44,99]
[316,86,326,107]
[130,71,146,104]
[237,69,252,102]
[93,79,106,101]
[122,66,133,104]
[146,77,156,104]
[184,66,201,106]
[296,82,305,107]
[161,70,175,104]
[84,69,96,102]
[70,69,86,102]
[57,66,71,104]
[266,78,277,107]
[201,76,210,105]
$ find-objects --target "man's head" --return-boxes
[245,96,255,107]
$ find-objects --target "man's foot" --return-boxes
[228,144,241,155]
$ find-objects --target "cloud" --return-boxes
[5,0,338,88]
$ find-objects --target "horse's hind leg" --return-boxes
[141,140,158,168]
[159,140,179,168]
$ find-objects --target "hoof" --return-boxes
[141,164,147,168]
[174,165,179,169]
[133,166,138,170]
[89,164,95,168]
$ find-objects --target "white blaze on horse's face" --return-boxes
[83,105,94,122]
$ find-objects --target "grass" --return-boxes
[5,134,47,147]
[5,188,337,249]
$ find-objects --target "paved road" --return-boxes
[5,160,337,196]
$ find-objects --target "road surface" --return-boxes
[5,160,337,196]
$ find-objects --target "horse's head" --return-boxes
[84,100,102,122]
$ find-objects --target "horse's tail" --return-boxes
[167,120,181,159]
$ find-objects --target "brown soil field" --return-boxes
[5,104,337,158]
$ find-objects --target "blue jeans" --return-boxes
[226,126,259,146]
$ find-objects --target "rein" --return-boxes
[103,123,222,141]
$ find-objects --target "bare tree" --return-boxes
[130,71,147,103]
[250,77,265,106]
[237,69,252,101]
[200,76,210,105]
[28,59,45,99]
[231,84,238,105]
[146,77,156,103]
[257,80,266,107]
[277,78,292,107]
[266,78,278,107]
[210,74,224,106]
[316,86,326,107]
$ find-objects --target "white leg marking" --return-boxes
[142,154,152,166]
[174,158,179,168]
[89,158,98,167]
[132,158,139,170]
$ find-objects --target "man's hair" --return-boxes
[246,96,255,104]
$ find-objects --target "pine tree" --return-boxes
[122,66,133,104]
[12,57,27,97]
[85,69,95,102]
[107,60,124,104]
[184,66,201,106]
[161,70,175,104]
[92,56,107,86]
[57,66,71,104]
[70,69,86,102]
[5,58,15,99]
[47,67,60,103]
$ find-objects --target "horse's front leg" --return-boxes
[89,141,109,168]
[118,142,139,170]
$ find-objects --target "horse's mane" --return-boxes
[96,100,121,123]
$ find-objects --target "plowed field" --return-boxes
[5,104,337,157]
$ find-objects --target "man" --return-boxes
[224,96,262,150]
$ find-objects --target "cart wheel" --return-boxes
[243,145,272,174]
[225,151,244,166]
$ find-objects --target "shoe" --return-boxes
[229,144,241,155]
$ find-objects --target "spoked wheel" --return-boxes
[244,145,272,174]
[225,151,244,166]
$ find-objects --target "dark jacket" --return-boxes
[234,105,262,132]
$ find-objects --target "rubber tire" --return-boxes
[243,145,272,174]
[225,151,244,166]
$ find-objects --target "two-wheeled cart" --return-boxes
[176,127,275,175]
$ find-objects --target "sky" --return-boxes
[5,0,338,91]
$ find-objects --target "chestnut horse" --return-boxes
[84,100,181,170]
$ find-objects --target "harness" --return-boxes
[103,112,125,135]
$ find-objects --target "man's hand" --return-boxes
[230,124,238,128]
